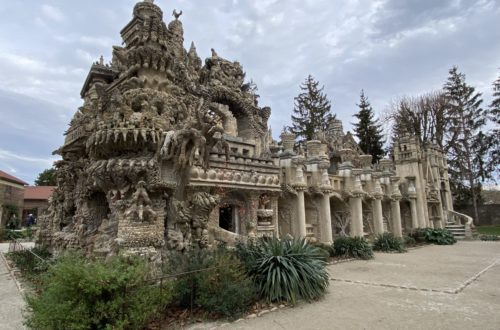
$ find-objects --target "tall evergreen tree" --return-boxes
[352,90,385,163]
[488,72,500,179]
[290,75,335,142]
[444,66,492,224]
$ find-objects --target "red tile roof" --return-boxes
[24,186,56,200]
[0,170,28,186]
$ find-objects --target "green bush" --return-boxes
[6,247,52,285]
[236,237,329,303]
[373,233,406,253]
[415,228,457,245]
[480,234,499,241]
[6,229,24,240]
[309,242,334,259]
[166,246,257,318]
[403,235,417,247]
[332,236,373,260]
[25,253,169,330]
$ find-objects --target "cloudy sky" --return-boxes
[0,0,499,184]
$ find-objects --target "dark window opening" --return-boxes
[219,205,234,232]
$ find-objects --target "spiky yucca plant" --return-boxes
[237,237,329,303]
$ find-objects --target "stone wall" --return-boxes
[455,205,500,226]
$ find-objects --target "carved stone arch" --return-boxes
[209,88,265,139]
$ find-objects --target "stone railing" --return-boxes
[448,210,473,238]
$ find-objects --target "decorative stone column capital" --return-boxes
[292,183,308,192]
[391,194,402,201]
[320,186,334,195]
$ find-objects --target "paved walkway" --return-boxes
[0,243,30,330]
[202,241,500,330]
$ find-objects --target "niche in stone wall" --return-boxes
[87,191,111,230]
[330,197,349,237]
[213,96,253,141]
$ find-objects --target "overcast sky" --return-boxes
[0,0,499,184]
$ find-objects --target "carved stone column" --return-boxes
[320,188,333,244]
[409,198,419,230]
[292,160,307,238]
[390,177,403,237]
[349,175,365,237]
[295,186,307,238]
[372,178,384,235]
[391,197,403,237]
[350,194,364,237]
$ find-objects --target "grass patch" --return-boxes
[476,225,500,236]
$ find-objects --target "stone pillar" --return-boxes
[409,198,419,230]
[390,177,403,237]
[391,198,403,237]
[292,159,307,238]
[372,197,384,235]
[372,178,384,235]
[295,187,307,238]
[320,189,333,244]
[349,195,364,237]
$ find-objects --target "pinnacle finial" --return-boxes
[144,0,154,3]
[99,55,104,65]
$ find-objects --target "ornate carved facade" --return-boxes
[38,0,463,259]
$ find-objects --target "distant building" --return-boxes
[23,186,56,224]
[0,170,27,228]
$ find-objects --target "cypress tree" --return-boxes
[290,75,335,143]
[352,90,385,163]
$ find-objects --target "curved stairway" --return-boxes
[445,210,473,239]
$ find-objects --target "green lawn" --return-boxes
[476,225,500,236]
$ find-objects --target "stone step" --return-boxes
[445,224,465,229]
[445,225,466,239]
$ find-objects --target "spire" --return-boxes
[188,41,201,69]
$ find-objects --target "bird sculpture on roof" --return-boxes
[173,9,183,20]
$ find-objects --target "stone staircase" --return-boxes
[446,210,474,239]
[445,222,466,239]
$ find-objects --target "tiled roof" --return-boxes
[24,186,56,200]
[0,170,28,186]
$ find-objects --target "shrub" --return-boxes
[6,229,24,240]
[236,237,329,303]
[403,235,417,247]
[332,236,373,260]
[25,253,168,330]
[6,247,52,286]
[166,246,257,318]
[480,235,499,241]
[422,228,456,245]
[373,233,406,253]
[309,242,334,259]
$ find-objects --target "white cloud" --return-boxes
[0,149,57,166]
[41,4,65,23]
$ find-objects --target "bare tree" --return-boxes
[386,91,447,148]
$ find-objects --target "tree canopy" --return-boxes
[35,168,56,186]
[290,75,335,142]
[352,90,385,163]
